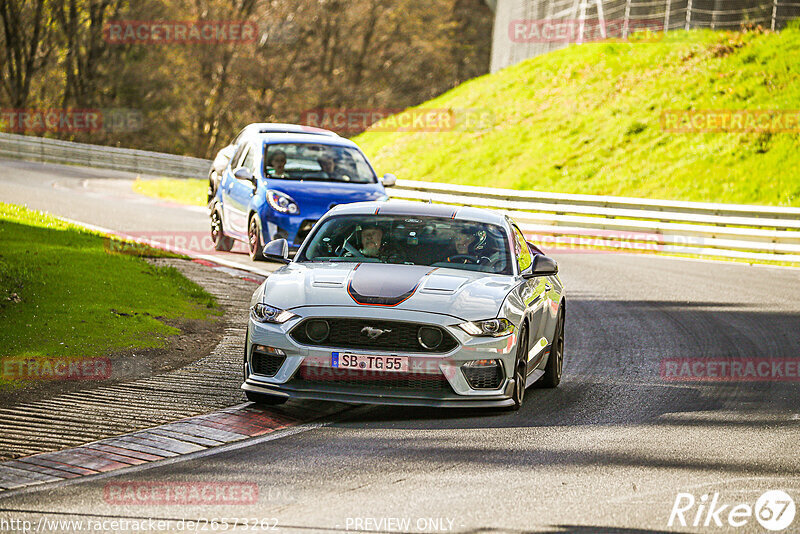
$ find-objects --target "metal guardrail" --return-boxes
[0,132,209,179]
[1,132,798,264]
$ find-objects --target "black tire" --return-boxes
[211,209,234,252]
[207,171,217,204]
[245,390,288,405]
[508,322,528,411]
[538,308,564,389]
[248,215,266,261]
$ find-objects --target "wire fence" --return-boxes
[492,0,800,71]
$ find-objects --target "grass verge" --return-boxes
[355,27,800,206]
[133,177,207,206]
[0,203,219,369]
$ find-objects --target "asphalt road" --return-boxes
[1,159,800,533]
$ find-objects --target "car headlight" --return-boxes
[267,190,299,215]
[458,318,515,337]
[250,303,297,324]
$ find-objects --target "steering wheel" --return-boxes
[339,235,366,258]
[447,254,479,264]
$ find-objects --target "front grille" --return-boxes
[462,365,504,389]
[250,352,286,377]
[293,365,451,391]
[290,319,458,353]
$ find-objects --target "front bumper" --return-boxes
[241,307,519,408]
[263,212,318,249]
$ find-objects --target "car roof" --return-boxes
[327,201,509,226]
[254,132,360,148]
[242,123,339,137]
[237,123,359,148]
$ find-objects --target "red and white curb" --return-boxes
[0,404,320,492]
[0,216,304,494]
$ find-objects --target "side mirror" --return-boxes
[380,173,397,187]
[526,241,544,256]
[233,166,253,181]
[212,145,236,174]
[233,167,257,189]
[262,238,290,264]
[522,255,558,278]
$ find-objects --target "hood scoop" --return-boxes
[311,275,346,288]
[347,264,435,306]
[419,273,469,294]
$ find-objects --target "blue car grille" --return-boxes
[293,219,317,245]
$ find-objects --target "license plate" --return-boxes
[331,352,408,372]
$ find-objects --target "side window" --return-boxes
[232,128,247,145]
[241,145,255,174]
[230,142,247,169]
[512,225,532,273]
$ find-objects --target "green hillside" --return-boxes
[355,27,800,206]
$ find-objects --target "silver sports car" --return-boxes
[241,201,565,409]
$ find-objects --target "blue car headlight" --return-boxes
[250,303,297,324]
[458,318,515,337]
[267,190,299,215]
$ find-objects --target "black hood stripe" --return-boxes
[347,264,437,307]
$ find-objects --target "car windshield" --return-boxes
[263,143,376,183]
[298,215,513,275]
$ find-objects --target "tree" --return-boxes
[0,0,51,108]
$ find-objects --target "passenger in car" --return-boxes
[267,150,288,178]
[441,228,478,264]
[453,229,476,255]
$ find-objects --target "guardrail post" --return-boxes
[772,0,779,30]
[685,0,693,30]
[595,0,607,38]
[623,0,631,38]
[664,0,672,31]
[711,0,718,29]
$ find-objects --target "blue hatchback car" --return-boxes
[209,123,395,260]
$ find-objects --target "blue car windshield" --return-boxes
[299,215,513,275]
[263,143,377,184]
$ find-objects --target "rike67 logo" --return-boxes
[669,490,795,531]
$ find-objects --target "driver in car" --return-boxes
[352,224,406,263]
[445,228,478,264]
[360,225,384,257]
